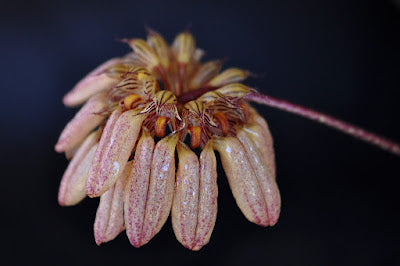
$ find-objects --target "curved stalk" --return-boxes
[246,92,400,156]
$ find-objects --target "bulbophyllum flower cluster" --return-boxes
[56,29,400,251]
[56,30,280,250]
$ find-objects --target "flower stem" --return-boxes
[245,92,400,156]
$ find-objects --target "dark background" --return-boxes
[1,0,399,265]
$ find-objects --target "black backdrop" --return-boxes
[1,0,400,265]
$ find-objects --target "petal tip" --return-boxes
[57,198,66,206]
[62,94,73,107]
[95,238,103,246]
[54,143,65,153]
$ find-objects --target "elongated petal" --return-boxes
[127,39,160,70]
[207,68,250,87]
[58,131,99,206]
[86,109,121,195]
[189,60,222,89]
[193,48,205,62]
[172,32,195,64]
[94,161,132,245]
[237,128,280,226]
[200,83,251,103]
[140,134,178,246]
[124,129,155,247]
[63,58,121,107]
[172,142,200,249]
[192,141,218,251]
[247,107,276,177]
[87,110,144,197]
[214,137,269,226]
[55,92,107,153]
[216,83,251,98]
[147,30,170,69]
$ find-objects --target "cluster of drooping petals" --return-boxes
[56,30,280,250]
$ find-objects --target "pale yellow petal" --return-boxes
[207,68,249,87]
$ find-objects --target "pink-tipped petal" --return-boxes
[124,129,155,247]
[86,109,121,197]
[55,92,107,153]
[87,110,144,197]
[237,128,281,226]
[58,131,99,206]
[214,137,269,226]
[94,161,132,245]
[247,107,276,177]
[140,134,178,246]
[172,142,200,249]
[63,58,122,107]
[192,141,218,251]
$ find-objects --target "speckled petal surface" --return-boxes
[94,161,132,245]
[192,141,218,251]
[237,127,281,226]
[86,109,121,197]
[87,110,144,197]
[58,131,99,206]
[172,142,200,249]
[124,129,154,247]
[214,137,269,226]
[140,134,178,246]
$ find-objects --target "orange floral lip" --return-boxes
[55,29,400,251]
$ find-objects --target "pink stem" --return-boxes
[245,92,400,156]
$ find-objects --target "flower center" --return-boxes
[108,67,251,149]
[97,32,254,149]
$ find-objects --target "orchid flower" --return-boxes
[55,30,400,251]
